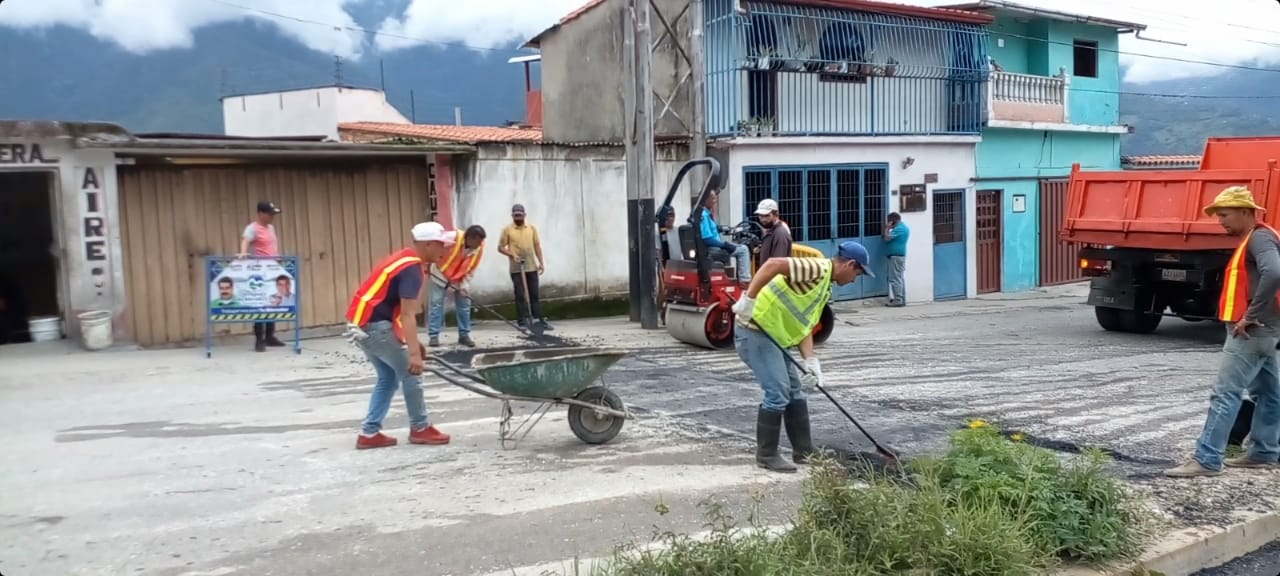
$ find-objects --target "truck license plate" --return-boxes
[1160,268,1187,282]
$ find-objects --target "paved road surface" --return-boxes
[4,286,1280,575]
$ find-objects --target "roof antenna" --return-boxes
[333,55,345,87]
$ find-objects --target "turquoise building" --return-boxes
[946,1,1145,293]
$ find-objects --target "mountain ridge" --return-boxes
[0,20,1275,154]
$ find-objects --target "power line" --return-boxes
[1070,86,1280,99]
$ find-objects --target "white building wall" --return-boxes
[0,138,126,341]
[222,87,410,140]
[451,143,692,302]
[721,136,980,302]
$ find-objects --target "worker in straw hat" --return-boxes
[1165,186,1280,477]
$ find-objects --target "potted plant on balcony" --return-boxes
[856,50,876,76]
[882,57,899,77]
[758,116,776,137]
[736,118,759,137]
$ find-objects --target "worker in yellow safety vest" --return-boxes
[731,240,874,472]
[1166,186,1280,477]
[428,225,487,349]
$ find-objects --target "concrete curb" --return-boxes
[1055,511,1280,576]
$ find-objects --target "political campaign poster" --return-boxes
[206,256,300,320]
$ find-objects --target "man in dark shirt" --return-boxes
[754,199,793,270]
[1166,187,1280,477]
[346,221,456,450]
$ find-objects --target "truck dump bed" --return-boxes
[1060,137,1280,252]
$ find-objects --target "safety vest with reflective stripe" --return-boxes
[439,240,484,284]
[346,247,423,342]
[1219,224,1280,323]
[752,259,833,348]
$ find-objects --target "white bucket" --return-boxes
[78,310,114,351]
[28,316,62,342]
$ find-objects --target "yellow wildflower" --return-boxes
[968,419,988,429]
[1010,433,1025,443]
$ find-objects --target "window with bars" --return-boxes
[744,165,887,243]
[932,190,964,245]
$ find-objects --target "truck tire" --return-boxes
[1123,311,1163,334]
[1094,307,1163,334]
[1095,307,1128,332]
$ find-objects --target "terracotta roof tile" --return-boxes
[338,122,542,144]
[526,0,990,47]
[1120,155,1202,168]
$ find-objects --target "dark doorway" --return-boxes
[0,171,59,344]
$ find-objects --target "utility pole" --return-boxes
[333,55,344,86]
[689,0,708,201]
[454,107,463,126]
[625,0,659,329]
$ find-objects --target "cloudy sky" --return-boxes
[1,0,1277,84]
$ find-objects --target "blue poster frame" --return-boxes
[204,255,302,358]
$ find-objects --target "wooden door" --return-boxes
[976,189,1002,294]
[1038,179,1084,286]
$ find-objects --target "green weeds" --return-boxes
[592,421,1148,576]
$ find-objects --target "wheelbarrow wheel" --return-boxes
[568,386,626,445]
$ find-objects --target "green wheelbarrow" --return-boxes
[428,347,632,449]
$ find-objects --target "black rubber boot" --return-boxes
[264,323,285,347]
[756,408,797,473]
[784,399,816,464]
[253,323,266,352]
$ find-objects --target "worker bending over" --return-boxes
[345,221,455,450]
[731,241,874,472]
[1166,187,1280,477]
[700,190,751,285]
[428,225,486,349]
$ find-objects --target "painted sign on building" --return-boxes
[0,143,58,165]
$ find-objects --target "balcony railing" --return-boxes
[704,0,989,138]
[987,68,1069,124]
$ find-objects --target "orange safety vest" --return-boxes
[1219,223,1280,322]
[346,247,423,342]
[439,240,484,284]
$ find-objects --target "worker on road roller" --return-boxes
[699,190,752,286]
[731,241,874,472]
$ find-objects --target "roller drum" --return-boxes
[665,302,734,350]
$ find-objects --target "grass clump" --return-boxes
[593,421,1147,576]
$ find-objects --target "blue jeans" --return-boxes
[1193,328,1280,470]
[887,256,906,304]
[357,320,429,435]
[427,282,472,338]
[735,325,805,412]
[710,244,752,283]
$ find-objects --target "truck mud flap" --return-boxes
[1086,282,1136,310]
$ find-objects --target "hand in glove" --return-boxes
[731,295,756,322]
[801,357,823,389]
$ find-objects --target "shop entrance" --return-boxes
[0,171,60,344]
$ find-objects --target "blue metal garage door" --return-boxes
[743,164,889,301]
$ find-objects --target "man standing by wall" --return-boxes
[427,225,486,349]
[345,221,455,450]
[499,204,553,331]
[754,199,792,270]
[237,201,284,352]
[700,191,752,285]
[883,212,910,307]
[1165,187,1280,477]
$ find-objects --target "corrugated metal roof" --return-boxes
[525,0,991,47]
[339,122,544,144]
[1120,155,1201,168]
[939,0,1146,30]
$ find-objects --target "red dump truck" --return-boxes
[1061,137,1280,333]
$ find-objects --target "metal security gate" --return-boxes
[1038,179,1085,286]
[932,190,966,300]
[118,162,434,346]
[976,189,1002,294]
[743,165,889,301]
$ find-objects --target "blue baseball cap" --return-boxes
[837,241,874,278]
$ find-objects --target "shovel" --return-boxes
[517,259,546,340]
[749,311,900,463]
[427,271,541,341]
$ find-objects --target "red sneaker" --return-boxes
[356,432,398,450]
[409,425,451,445]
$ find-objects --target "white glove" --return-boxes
[801,357,823,389]
[344,322,369,346]
[731,295,756,321]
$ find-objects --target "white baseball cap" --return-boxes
[410,222,457,245]
[755,198,779,215]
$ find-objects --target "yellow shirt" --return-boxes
[500,223,541,273]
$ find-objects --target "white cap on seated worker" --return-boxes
[755,198,780,215]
